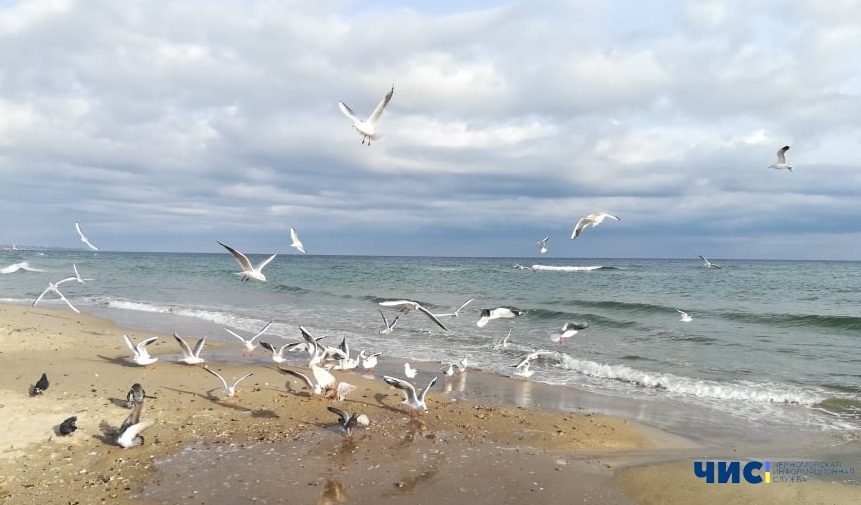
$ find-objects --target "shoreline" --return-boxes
[1,303,859,504]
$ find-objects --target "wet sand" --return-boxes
[1,303,859,504]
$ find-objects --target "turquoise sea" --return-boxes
[2,250,860,442]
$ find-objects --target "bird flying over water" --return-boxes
[698,255,721,269]
[289,227,306,253]
[379,300,449,331]
[537,236,549,254]
[217,241,276,282]
[338,85,394,146]
[571,212,620,240]
[75,222,99,251]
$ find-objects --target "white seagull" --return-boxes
[116,402,154,448]
[33,280,80,313]
[383,375,438,417]
[570,212,620,240]
[223,321,272,355]
[769,145,793,171]
[75,222,99,251]
[677,310,693,323]
[259,340,305,364]
[203,366,253,398]
[698,255,722,269]
[338,85,395,146]
[379,300,449,331]
[123,335,159,366]
[217,241,276,282]
[433,298,475,318]
[173,333,206,365]
[359,350,382,372]
[477,307,524,328]
[378,309,399,335]
[551,322,589,344]
[279,365,356,401]
[404,362,418,379]
[511,360,534,379]
[289,227,306,254]
[537,236,549,254]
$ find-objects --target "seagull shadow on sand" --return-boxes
[93,420,119,446]
[95,354,149,368]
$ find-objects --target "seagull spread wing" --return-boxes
[338,102,361,123]
[218,242,253,271]
[367,86,394,125]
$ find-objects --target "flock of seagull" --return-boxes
[16,92,796,446]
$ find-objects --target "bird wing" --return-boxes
[32,285,52,307]
[367,85,394,125]
[260,341,277,354]
[415,304,449,331]
[251,321,273,342]
[383,375,417,402]
[327,406,350,425]
[117,420,153,447]
[254,254,277,272]
[76,222,100,251]
[279,367,315,390]
[311,364,336,389]
[379,308,389,328]
[203,367,230,392]
[123,335,139,356]
[138,336,159,356]
[223,328,249,345]
[777,145,790,164]
[378,299,413,308]
[418,376,438,402]
[173,333,194,358]
[218,241,253,271]
[54,287,80,313]
[119,402,144,434]
[338,102,361,123]
[454,298,475,315]
[571,217,590,239]
[231,373,253,388]
[192,337,206,357]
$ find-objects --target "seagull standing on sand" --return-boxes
[677,310,693,323]
[537,236,549,254]
[289,227,306,253]
[327,406,369,438]
[116,402,153,448]
[570,212,620,239]
[698,255,721,269]
[75,222,99,251]
[379,300,449,331]
[203,367,253,398]
[224,321,272,356]
[217,241,276,282]
[123,335,159,366]
[383,375,438,417]
[769,145,793,171]
[173,333,206,365]
[338,85,395,146]
[279,365,356,401]
[477,308,524,328]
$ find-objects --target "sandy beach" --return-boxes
[1,303,859,505]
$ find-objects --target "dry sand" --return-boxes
[0,303,858,504]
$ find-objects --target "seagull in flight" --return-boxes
[551,322,588,344]
[378,309,399,335]
[433,298,475,318]
[383,375,438,417]
[75,222,99,251]
[289,227,306,254]
[338,85,394,146]
[571,212,620,239]
[698,255,721,269]
[477,307,524,328]
[677,310,693,323]
[537,236,549,254]
[512,263,534,272]
[123,335,159,366]
[217,241,276,282]
[173,333,206,365]
[378,300,448,331]
[203,366,253,398]
[223,321,272,355]
[33,279,80,313]
[769,145,793,171]
[279,365,356,401]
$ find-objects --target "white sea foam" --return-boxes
[531,265,603,272]
[105,300,262,332]
[558,354,824,405]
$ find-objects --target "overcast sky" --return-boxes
[1,0,860,259]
